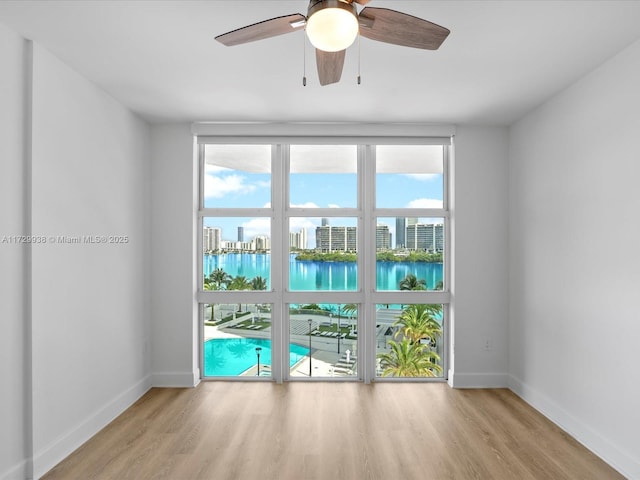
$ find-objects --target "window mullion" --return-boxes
[362,144,376,383]
[271,144,286,383]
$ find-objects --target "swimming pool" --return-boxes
[203,338,309,377]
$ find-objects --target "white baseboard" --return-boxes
[151,370,200,388]
[0,459,29,480]
[449,372,508,388]
[32,375,152,480]
[508,374,640,480]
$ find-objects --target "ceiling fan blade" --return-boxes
[358,7,450,50]
[215,13,306,46]
[316,49,346,86]
[352,0,372,4]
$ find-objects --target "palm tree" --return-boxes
[203,280,216,322]
[399,273,426,291]
[203,277,215,291]
[342,303,358,331]
[227,275,252,312]
[250,276,268,290]
[227,275,251,291]
[378,339,442,377]
[342,303,357,317]
[393,304,442,345]
[208,268,231,290]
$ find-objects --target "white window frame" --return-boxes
[195,124,454,384]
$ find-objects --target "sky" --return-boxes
[202,145,444,248]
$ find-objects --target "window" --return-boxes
[197,136,451,382]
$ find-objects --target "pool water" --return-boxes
[204,338,309,377]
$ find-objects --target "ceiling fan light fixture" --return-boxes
[306,1,358,52]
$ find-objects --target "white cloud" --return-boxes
[289,201,343,208]
[204,173,256,198]
[242,217,271,239]
[290,217,318,231]
[405,198,443,209]
[404,173,440,181]
[290,202,320,208]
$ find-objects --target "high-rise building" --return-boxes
[315,226,357,252]
[376,224,391,250]
[406,223,444,252]
[290,228,308,250]
[254,235,270,251]
[237,226,244,242]
[321,218,329,227]
[348,227,358,251]
[203,227,221,252]
[316,226,331,251]
[395,217,406,248]
[434,223,444,252]
[300,228,307,249]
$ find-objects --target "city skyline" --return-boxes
[204,218,445,253]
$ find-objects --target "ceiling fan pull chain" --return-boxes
[303,28,307,86]
[357,33,361,85]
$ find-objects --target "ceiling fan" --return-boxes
[215,0,450,86]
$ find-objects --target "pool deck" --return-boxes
[240,350,350,378]
[204,322,358,378]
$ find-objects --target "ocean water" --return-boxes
[203,253,443,291]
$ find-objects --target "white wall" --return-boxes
[150,124,198,387]
[147,124,511,388]
[0,24,29,480]
[0,24,152,477]
[450,126,510,387]
[509,38,640,479]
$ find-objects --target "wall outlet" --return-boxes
[483,338,492,351]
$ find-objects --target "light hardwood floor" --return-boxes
[42,382,623,480]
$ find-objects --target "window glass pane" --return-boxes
[290,145,357,208]
[289,303,358,378]
[204,303,273,377]
[376,145,443,209]
[203,217,270,290]
[289,217,357,291]
[375,304,444,378]
[376,217,444,291]
[204,144,271,209]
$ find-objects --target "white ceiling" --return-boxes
[1,0,640,126]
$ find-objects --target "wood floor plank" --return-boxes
[41,383,624,480]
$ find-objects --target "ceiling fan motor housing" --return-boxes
[307,0,358,18]
[306,0,359,52]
